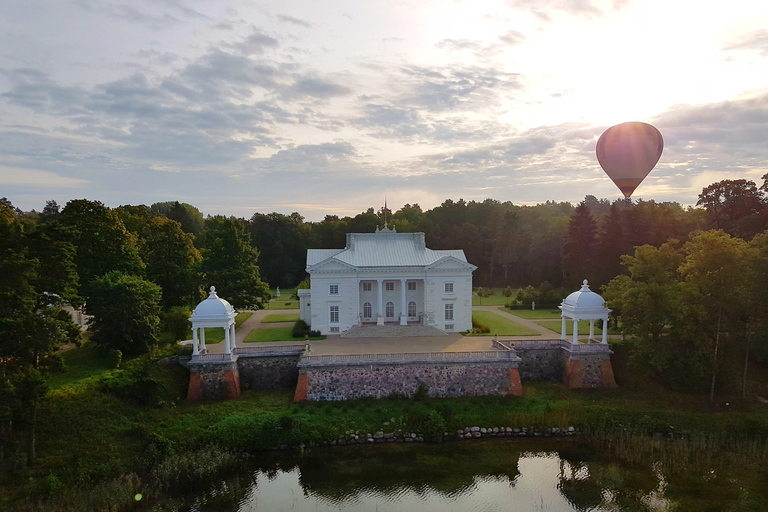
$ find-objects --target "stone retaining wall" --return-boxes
[513,347,565,382]
[238,354,301,390]
[187,360,240,401]
[295,360,522,401]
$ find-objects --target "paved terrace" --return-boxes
[202,306,621,356]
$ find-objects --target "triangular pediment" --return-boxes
[426,256,477,271]
[308,257,358,273]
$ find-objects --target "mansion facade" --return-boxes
[298,227,476,335]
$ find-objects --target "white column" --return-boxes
[561,316,566,341]
[224,325,231,355]
[422,279,427,325]
[230,323,237,350]
[200,328,206,352]
[400,279,407,325]
[589,319,595,340]
[377,279,384,325]
[602,317,608,344]
[572,319,578,345]
[192,327,199,355]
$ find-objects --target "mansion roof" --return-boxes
[306,231,473,271]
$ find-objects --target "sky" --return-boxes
[1,0,767,221]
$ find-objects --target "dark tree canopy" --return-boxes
[150,201,205,235]
[199,216,270,309]
[86,271,162,354]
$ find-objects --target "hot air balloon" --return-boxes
[596,122,663,198]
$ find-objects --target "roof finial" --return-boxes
[581,279,590,291]
[384,196,388,229]
[209,286,217,296]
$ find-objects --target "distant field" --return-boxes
[262,313,300,323]
[243,326,325,343]
[266,299,299,309]
[472,288,518,306]
[470,310,539,336]
[502,308,561,319]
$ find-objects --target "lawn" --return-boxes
[266,299,299,309]
[470,310,539,336]
[47,343,119,390]
[502,308,562,319]
[262,313,300,323]
[534,319,622,336]
[203,312,253,343]
[472,288,518,306]
[244,325,325,343]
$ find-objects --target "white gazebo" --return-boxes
[559,280,611,345]
[189,286,237,356]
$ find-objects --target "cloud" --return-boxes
[277,14,312,28]
[280,76,352,100]
[0,166,88,187]
[498,30,526,46]
[723,29,768,57]
[229,29,280,55]
[506,0,622,21]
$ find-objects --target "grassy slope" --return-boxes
[470,310,539,336]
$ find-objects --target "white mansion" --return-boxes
[298,226,476,335]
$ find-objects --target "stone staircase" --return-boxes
[340,324,448,338]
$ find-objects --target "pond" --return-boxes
[148,439,768,511]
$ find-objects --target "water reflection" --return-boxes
[148,439,768,512]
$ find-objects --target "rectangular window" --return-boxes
[330,327,340,333]
[330,305,339,323]
[385,282,394,291]
[445,303,454,321]
[362,282,371,291]
[329,284,339,295]
[445,324,454,331]
[407,281,417,291]
[445,282,454,293]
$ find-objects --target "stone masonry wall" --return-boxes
[513,348,565,382]
[237,354,301,390]
[188,361,240,400]
[301,361,518,401]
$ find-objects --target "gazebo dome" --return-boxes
[563,280,605,308]
[192,286,235,318]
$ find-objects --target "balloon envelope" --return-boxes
[596,122,663,198]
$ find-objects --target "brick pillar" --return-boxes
[222,367,241,399]
[509,368,524,396]
[564,359,583,388]
[187,371,203,401]
[294,372,309,402]
[601,359,617,387]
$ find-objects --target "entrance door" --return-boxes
[385,301,394,321]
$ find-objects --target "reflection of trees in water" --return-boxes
[148,439,768,511]
[288,442,521,505]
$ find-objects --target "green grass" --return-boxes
[262,313,300,323]
[47,343,119,390]
[472,288,517,306]
[502,308,562,319]
[266,299,299,309]
[202,312,253,344]
[470,310,539,336]
[243,326,325,343]
[534,319,622,336]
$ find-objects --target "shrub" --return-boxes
[292,319,311,338]
[413,382,430,401]
[504,285,513,297]
[98,366,167,406]
[476,287,485,297]
[471,318,491,334]
[419,410,446,443]
[107,349,122,369]
[160,307,191,342]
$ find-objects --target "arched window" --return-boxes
[386,301,394,318]
[408,301,416,317]
[363,302,372,318]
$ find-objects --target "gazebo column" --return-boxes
[224,325,231,355]
[192,328,199,355]
[561,316,567,341]
[572,319,578,345]
[602,317,608,344]
[200,328,207,352]
[230,323,237,350]
[589,319,595,341]
[376,279,384,325]
[400,279,407,325]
